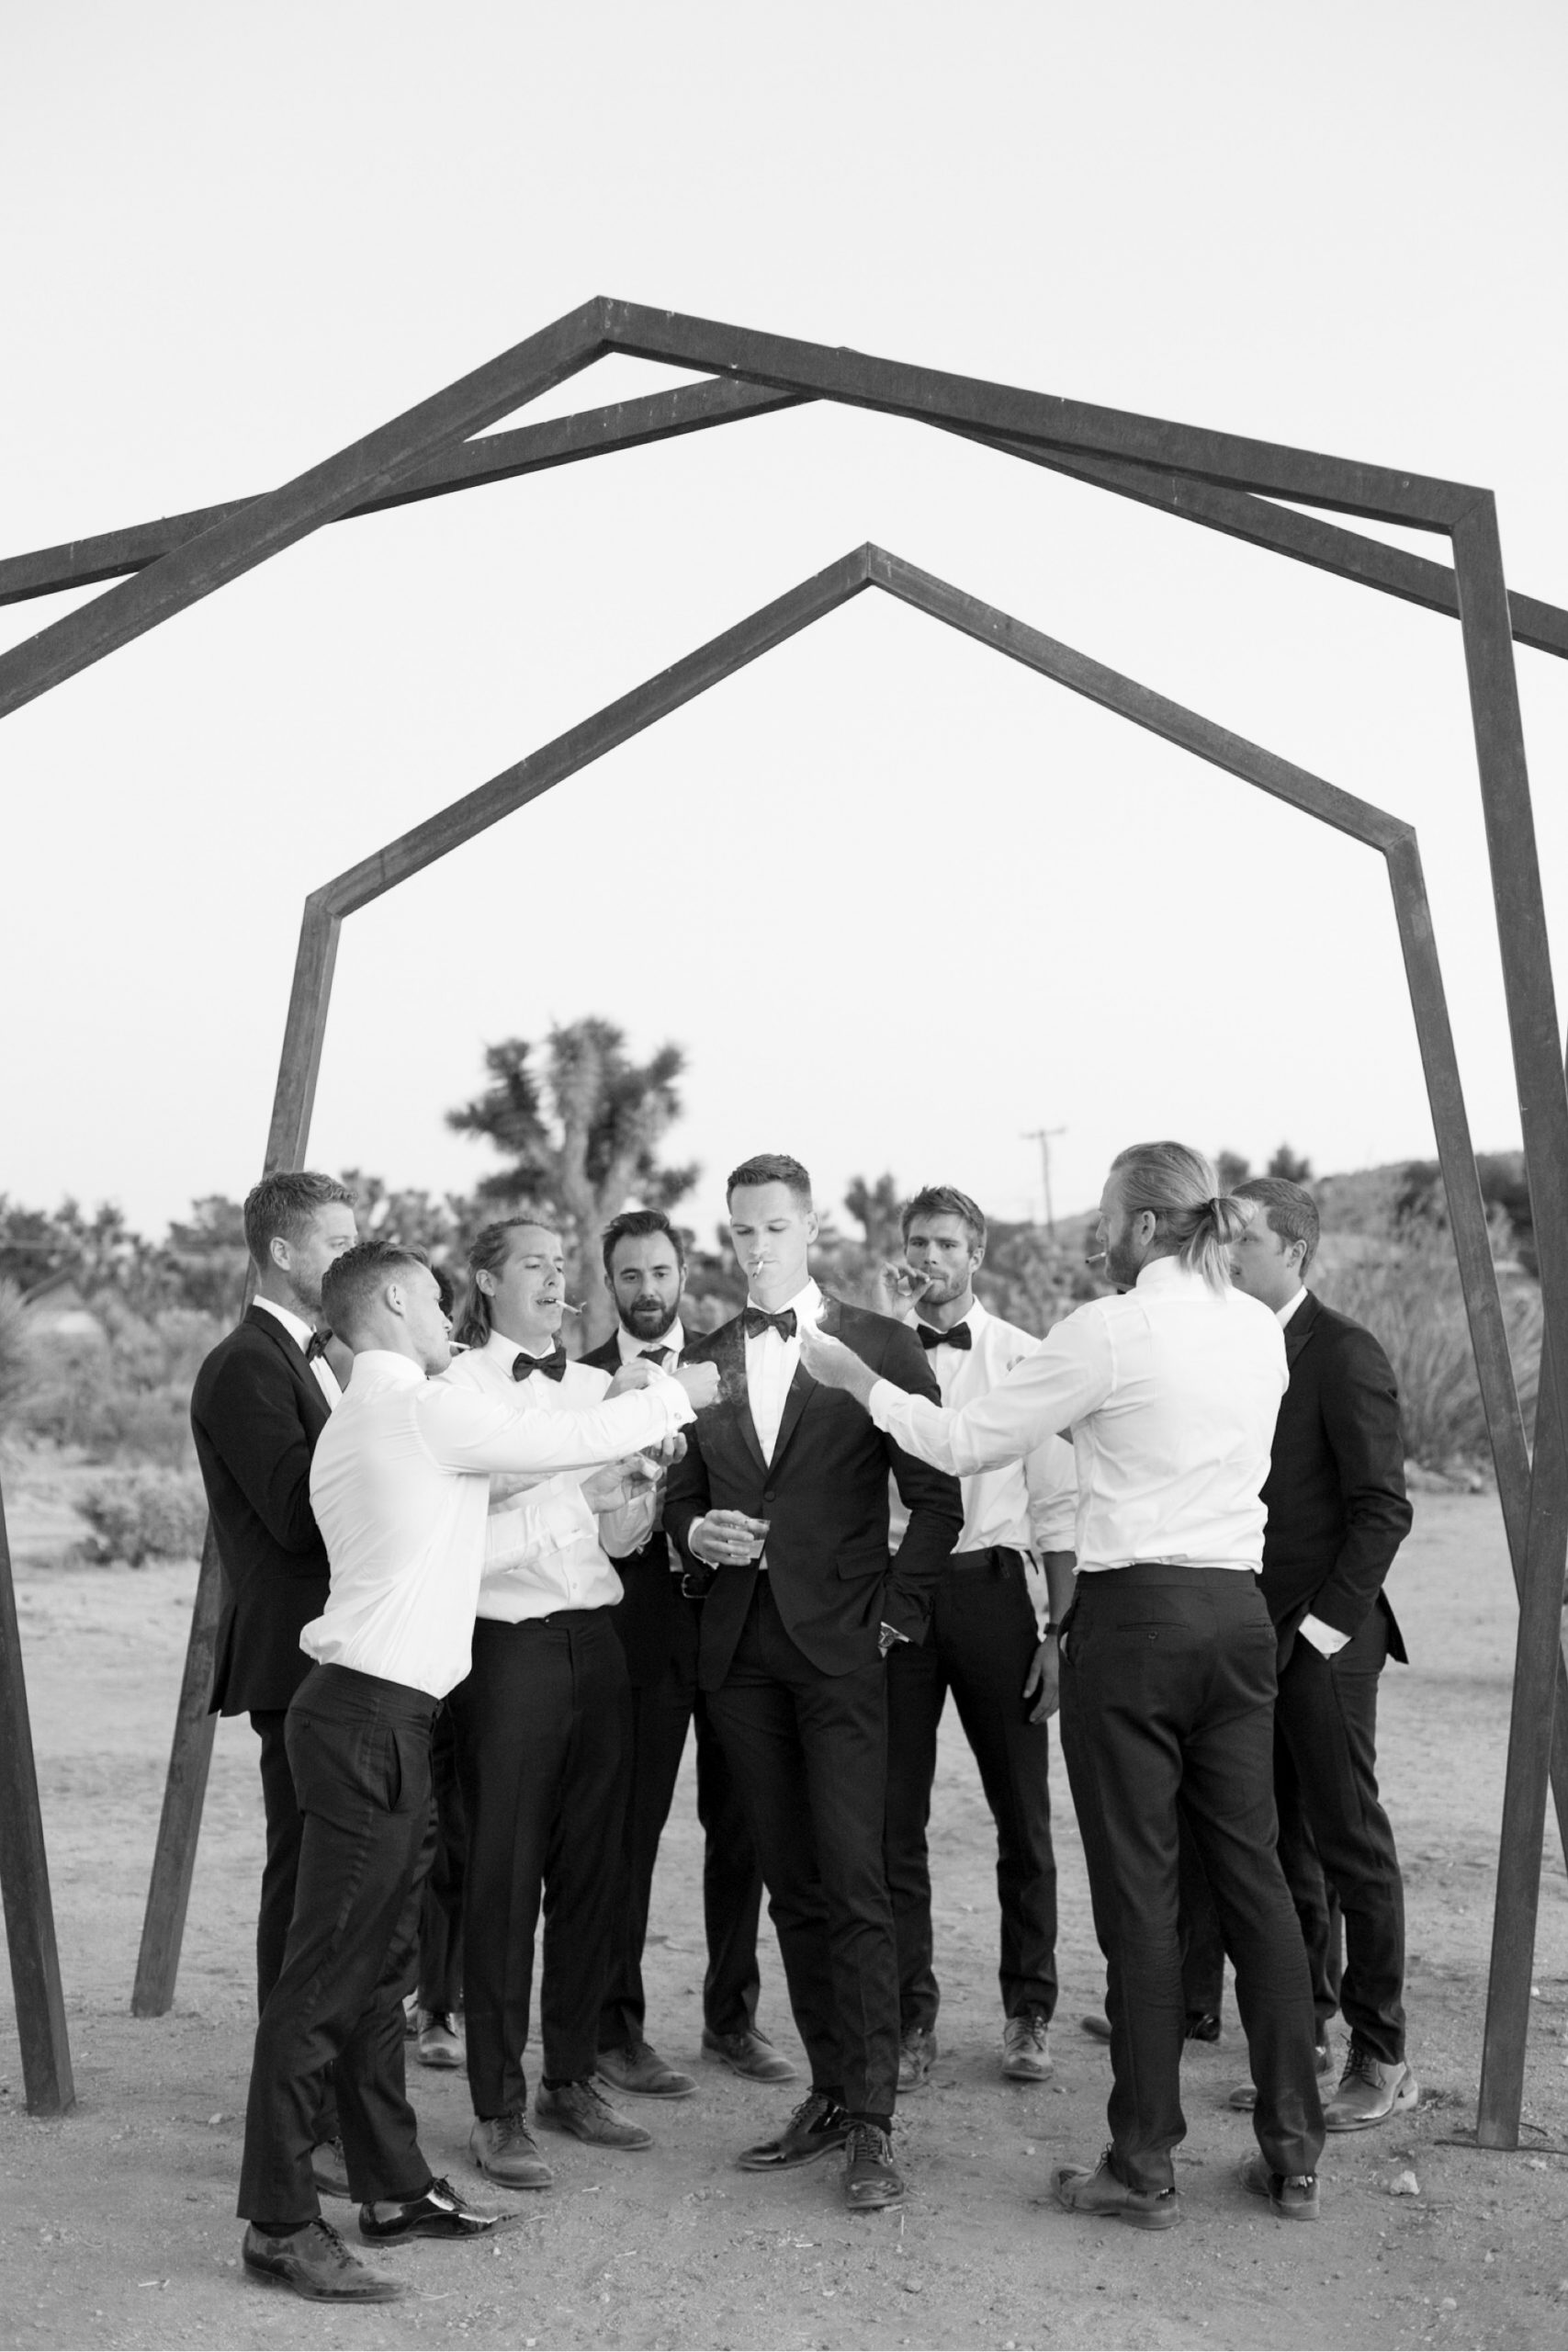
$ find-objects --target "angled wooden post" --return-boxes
[131,899,341,2016]
[0,1479,74,2112]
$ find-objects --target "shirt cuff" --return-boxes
[867,1377,901,1433]
[1299,1611,1350,1658]
[485,1487,593,1572]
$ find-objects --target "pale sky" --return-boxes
[5,2,1566,1251]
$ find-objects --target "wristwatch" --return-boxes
[1041,1621,1062,1640]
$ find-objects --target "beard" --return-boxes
[1104,1228,1145,1291]
[620,1295,674,1339]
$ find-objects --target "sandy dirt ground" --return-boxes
[2,1460,1567,2352]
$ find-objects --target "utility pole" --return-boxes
[1021,1125,1066,1240]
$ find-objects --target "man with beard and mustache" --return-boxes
[192,1170,360,2199]
[878,1186,1077,2093]
[580,1210,783,2101]
[800,1144,1326,2229]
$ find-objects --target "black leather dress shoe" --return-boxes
[701,2025,798,2083]
[737,2090,852,2171]
[359,2176,501,2240]
[310,2136,351,2199]
[243,2220,404,2301]
[843,2121,904,2211]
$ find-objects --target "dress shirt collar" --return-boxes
[615,1319,684,1362]
[923,1296,986,1343]
[253,1295,319,1353]
[1276,1283,1310,1330]
[1133,1255,1207,1295]
[744,1276,820,1324]
[479,1328,562,1375]
[346,1349,427,1389]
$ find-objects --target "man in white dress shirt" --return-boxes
[800,1143,1326,2229]
[879,1186,1077,2092]
[443,1216,716,2190]
[235,1238,704,2304]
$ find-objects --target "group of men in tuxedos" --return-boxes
[191,1139,1416,2301]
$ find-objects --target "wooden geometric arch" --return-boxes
[0,302,1563,2156]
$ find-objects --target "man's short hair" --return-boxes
[727,1152,812,1206]
[243,1170,356,1272]
[321,1239,431,1337]
[1234,1176,1320,1272]
[601,1207,686,1275]
[901,1183,987,1253]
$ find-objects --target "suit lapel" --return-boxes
[712,1317,767,1478]
[1284,1289,1321,1372]
[766,1293,840,1475]
[245,1303,330,1430]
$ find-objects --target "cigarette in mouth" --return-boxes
[559,1301,586,1317]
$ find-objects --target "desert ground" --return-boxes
[2,1463,1566,2352]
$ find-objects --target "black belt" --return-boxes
[947,1544,1028,1570]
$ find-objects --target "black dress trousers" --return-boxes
[705,1578,900,2121]
[694,1691,764,2037]
[447,1611,631,2118]
[1273,1601,1405,2064]
[885,1547,1057,2032]
[237,1665,436,2226]
[1059,1566,1325,2196]
[415,1702,467,2018]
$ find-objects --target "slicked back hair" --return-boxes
[601,1207,686,1276]
[727,1152,812,1207]
[454,1214,558,1351]
[901,1183,987,1254]
[243,1170,356,1274]
[1110,1141,1246,1294]
[321,1239,431,1340]
[1234,1176,1320,1273]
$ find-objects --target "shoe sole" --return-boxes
[1000,2061,1053,2081]
[737,2136,852,2173]
[1325,2072,1419,2132]
[845,2184,905,2211]
[701,2044,799,2082]
[1078,2017,1111,2042]
[415,2049,464,2070]
[243,2258,405,2303]
[594,2074,698,2099]
[1238,2159,1320,2221]
[471,2157,553,2191]
[359,2218,502,2240]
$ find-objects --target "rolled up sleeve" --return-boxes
[869,1310,1113,1476]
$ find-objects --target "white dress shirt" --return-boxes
[254,1295,342,1409]
[745,1277,821,1463]
[871,1257,1286,1575]
[916,1302,1077,1557]
[1273,1285,1350,1659]
[304,1350,691,1697]
[613,1320,684,1368]
[445,1332,660,1623]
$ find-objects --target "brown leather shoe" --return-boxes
[1325,2045,1418,2131]
[737,2090,852,2171]
[897,2025,936,2090]
[1052,2151,1182,2231]
[469,2110,553,2189]
[1227,2039,1333,2110]
[701,2025,798,2083]
[1238,2150,1321,2219]
[596,2039,697,2098]
[843,2121,904,2211]
[1000,2011,1053,2081]
[243,2219,404,2301]
[535,2078,653,2151]
[310,2136,351,2199]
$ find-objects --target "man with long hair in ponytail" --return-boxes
[799,1143,1326,2229]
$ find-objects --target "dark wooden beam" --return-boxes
[130,1524,225,2018]
[0,299,612,723]
[0,1481,74,2113]
[0,379,801,608]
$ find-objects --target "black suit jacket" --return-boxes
[190,1304,333,1715]
[663,1295,963,1689]
[580,1327,696,1690]
[1260,1289,1412,1666]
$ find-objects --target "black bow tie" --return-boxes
[638,1346,673,1364]
[305,1330,333,1363]
[512,1346,567,1384]
[743,1306,797,1342]
[917,1321,972,1351]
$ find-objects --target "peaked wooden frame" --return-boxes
[1,304,1564,2155]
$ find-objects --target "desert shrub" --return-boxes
[18,1303,219,1464]
[1315,1218,1540,1473]
[77,1466,209,1566]
[0,1278,37,1429]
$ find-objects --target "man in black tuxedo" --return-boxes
[1230,1177,1416,2132]
[191,1170,359,2177]
[664,1154,963,2211]
[580,1208,780,2100]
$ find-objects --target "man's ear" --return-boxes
[477,1267,498,1298]
[806,1208,820,1244]
[270,1234,291,1272]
